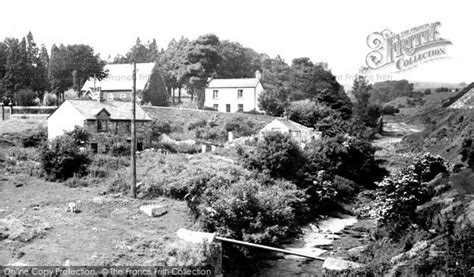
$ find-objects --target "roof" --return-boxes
[81,63,155,92]
[264,118,313,132]
[207,78,260,88]
[65,100,152,121]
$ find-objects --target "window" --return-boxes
[213,90,219,99]
[137,142,143,151]
[97,119,108,132]
[213,104,218,111]
[91,143,98,154]
[226,104,231,113]
[238,104,244,112]
[237,89,243,98]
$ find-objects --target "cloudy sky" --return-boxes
[1,0,472,86]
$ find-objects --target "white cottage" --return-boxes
[259,118,322,144]
[204,71,264,113]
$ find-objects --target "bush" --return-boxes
[195,126,227,142]
[153,141,201,154]
[191,178,307,245]
[14,89,37,106]
[151,120,172,141]
[224,116,258,138]
[43,93,57,106]
[188,119,207,131]
[382,105,400,115]
[39,130,91,181]
[412,153,449,182]
[304,134,387,188]
[460,138,474,169]
[21,127,47,147]
[240,132,305,180]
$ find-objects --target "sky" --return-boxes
[1,0,472,87]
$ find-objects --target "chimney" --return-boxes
[255,70,262,80]
[97,87,104,103]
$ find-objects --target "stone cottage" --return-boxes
[47,97,152,154]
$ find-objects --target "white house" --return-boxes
[204,71,264,113]
[259,118,322,144]
[81,63,155,101]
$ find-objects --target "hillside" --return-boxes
[401,108,473,163]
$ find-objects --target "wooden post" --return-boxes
[131,62,137,198]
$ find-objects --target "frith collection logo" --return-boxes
[365,22,452,72]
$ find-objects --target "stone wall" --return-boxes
[83,119,152,153]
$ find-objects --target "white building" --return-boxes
[81,63,155,102]
[204,71,264,113]
[259,118,322,144]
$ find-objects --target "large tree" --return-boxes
[142,64,168,106]
[49,44,106,99]
[184,34,220,109]
[215,40,260,79]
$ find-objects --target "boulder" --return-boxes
[139,204,168,218]
[322,257,363,271]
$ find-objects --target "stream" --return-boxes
[256,119,423,276]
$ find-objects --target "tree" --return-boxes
[352,74,382,127]
[370,80,414,104]
[14,88,37,106]
[184,34,220,109]
[286,100,334,128]
[258,55,291,115]
[49,44,106,98]
[142,64,168,106]
[215,40,260,78]
[161,37,190,104]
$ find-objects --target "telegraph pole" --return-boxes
[131,62,137,198]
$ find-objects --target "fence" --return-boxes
[1,106,57,120]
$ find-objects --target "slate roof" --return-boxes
[207,78,260,88]
[273,118,313,132]
[81,63,155,92]
[67,100,152,121]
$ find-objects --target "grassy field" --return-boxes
[0,119,201,266]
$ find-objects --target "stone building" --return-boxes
[47,98,152,154]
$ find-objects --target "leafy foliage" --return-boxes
[240,132,305,180]
[39,129,91,181]
[14,88,37,106]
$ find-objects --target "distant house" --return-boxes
[48,96,152,154]
[259,118,322,144]
[204,71,264,113]
[81,63,155,102]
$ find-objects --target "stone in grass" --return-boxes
[323,257,363,271]
[140,204,168,218]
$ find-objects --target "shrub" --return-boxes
[151,120,172,141]
[188,119,207,131]
[39,131,91,181]
[14,89,37,106]
[240,132,305,180]
[43,93,57,106]
[412,153,449,182]
[224,117,258,138]
[460,138,474,169]
[303,134,387,188]
[192,178,307,245]
[153,141,201,154]
[382,105,400,115]
[109,136,130,156]
[195,126,227,142]
[21,127,47,147]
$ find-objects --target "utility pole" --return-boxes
[131,62,137,198]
